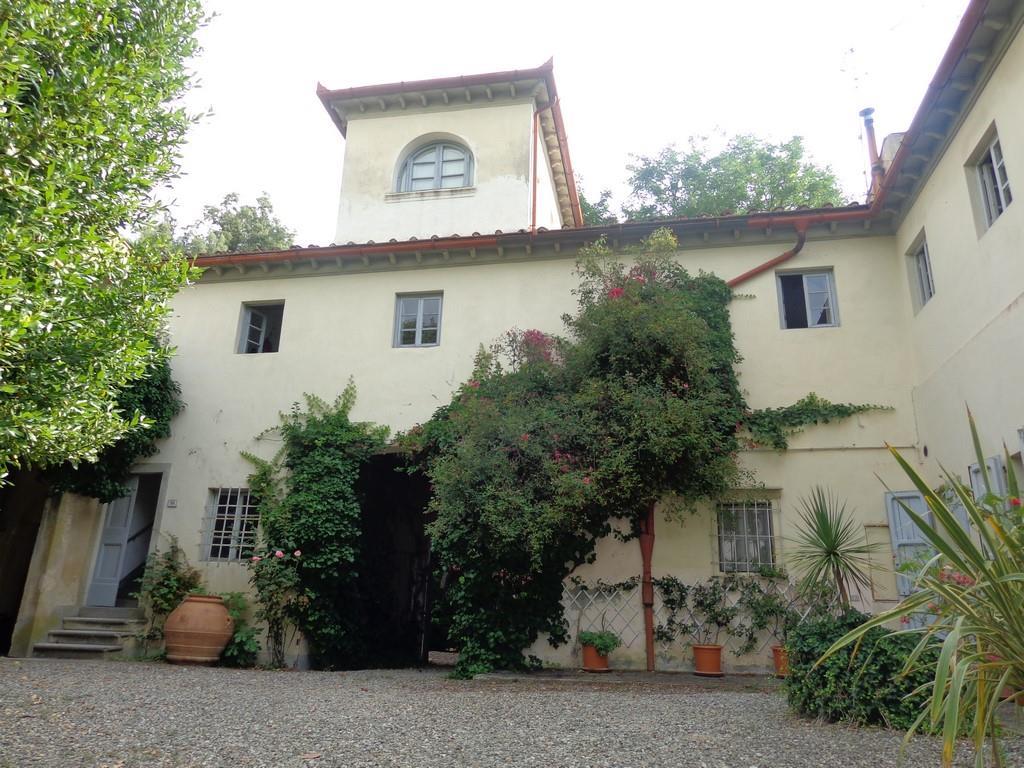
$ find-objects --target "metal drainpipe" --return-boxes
[639,501,656,672]
[859,107,884,203]
[531,109,540,232]
[725,223,809,289]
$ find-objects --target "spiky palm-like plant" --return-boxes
[789,487,878,607]
[821,411,1024,767]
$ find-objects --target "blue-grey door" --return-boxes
[86,477,139,607]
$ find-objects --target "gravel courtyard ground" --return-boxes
[2,658,1022,768]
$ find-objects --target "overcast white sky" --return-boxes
[166,0,969,244]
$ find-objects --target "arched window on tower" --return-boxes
[397,142,472,192]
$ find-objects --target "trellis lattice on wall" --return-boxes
[563,576,812,656]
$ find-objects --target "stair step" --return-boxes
[49,629,128,644]
[63,616,145,632]
[77,606,145,620]
[33,641,124,659]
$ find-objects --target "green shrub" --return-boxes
[578,630,621,656]
[219,592,260,669]
[786,610,936,730]
[133,535,203,653]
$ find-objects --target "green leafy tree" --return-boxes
[0,0,204,479]
[178,193,294,255]
[44,357,183,503]
[623,135,847,220]
[579,186,617,226]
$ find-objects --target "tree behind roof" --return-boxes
[623,135,847,220]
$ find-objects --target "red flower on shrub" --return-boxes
[520,433,530,442]
[1011,497,1021,508]
[607,287,625,299]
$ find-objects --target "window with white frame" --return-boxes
[910,238,936,308]
[394,294,442,347]
[238,302,284,354]
[976,134,1012,226]
[716,500,775,572]
[397,143,472,192]
[204,488,260,561]
[777,270,838,329]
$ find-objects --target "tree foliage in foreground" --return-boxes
[623,135,847,221]
[174,192,295,256]
[0,0,204,479]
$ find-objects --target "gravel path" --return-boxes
[1,658,1021,767]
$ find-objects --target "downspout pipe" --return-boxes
[531,109,540,232]
[726,223,808,289]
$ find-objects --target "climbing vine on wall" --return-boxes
[405,228,884,678]
[244,381,388,669]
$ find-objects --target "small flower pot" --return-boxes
[771,645,789,678]
[692,644,724,677]
[164,594,234,665]
[581,644,611,673]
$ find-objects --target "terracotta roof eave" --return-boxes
[192,204,874,268]
[870,0,990,214]
[316,61,555,103]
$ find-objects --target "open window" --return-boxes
[238,302,284,354]
[776,270,838,329]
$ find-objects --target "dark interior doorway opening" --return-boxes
[0,471,49,655]
[357,453,433,666]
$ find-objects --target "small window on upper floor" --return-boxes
[976,134,1012,227]
[397,143,472,192]
[908,237,936,309]
[394,293,442,347]
[776,270,838,329]
[238,302,284,354]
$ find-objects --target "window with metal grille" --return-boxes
[716,500,775,572]
[977,135,1012,226]
[204,488,260,561]
[398,143,472,192]
[776,270,838,329]
[393,293,442,347]
[238,303,284,354]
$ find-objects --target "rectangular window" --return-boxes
[977,135,1012,226]
[203,488,260,561]
[394,293,442,347]
[911,240,936,307]
[238,303,284,354]
[716,500,775,573]
[777,271,838,329]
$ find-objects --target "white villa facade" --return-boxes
[9,0,1024,671]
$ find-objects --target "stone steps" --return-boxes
[32,607,147,660]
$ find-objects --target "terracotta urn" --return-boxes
[692,644,724,677]
[771,645,789,678]
[164,594,234,665]
[581,644,611,673]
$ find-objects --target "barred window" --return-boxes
[204,488,260,561]
[716,500,775,573]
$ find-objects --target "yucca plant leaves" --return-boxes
[819,411,1024,767]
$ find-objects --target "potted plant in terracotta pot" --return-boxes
[578,630,621,672]
[688,578,738,677]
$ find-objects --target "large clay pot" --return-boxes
[164,594,234,665]
[692,644,724,677]
[772,645,789,678]
[581,644,611,673]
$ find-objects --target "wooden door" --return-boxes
[86,477,139,607]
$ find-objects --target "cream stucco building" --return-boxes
[8,0,1023,671]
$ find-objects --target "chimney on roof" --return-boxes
[859,107,885,204]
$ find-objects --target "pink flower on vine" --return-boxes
[251,556,262,562]
[467,380,480,389]
[520,433,530,442]
[607,287,625,299]
[274,550,284,558]
[293,550,302,557]
[582,476,592,485]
